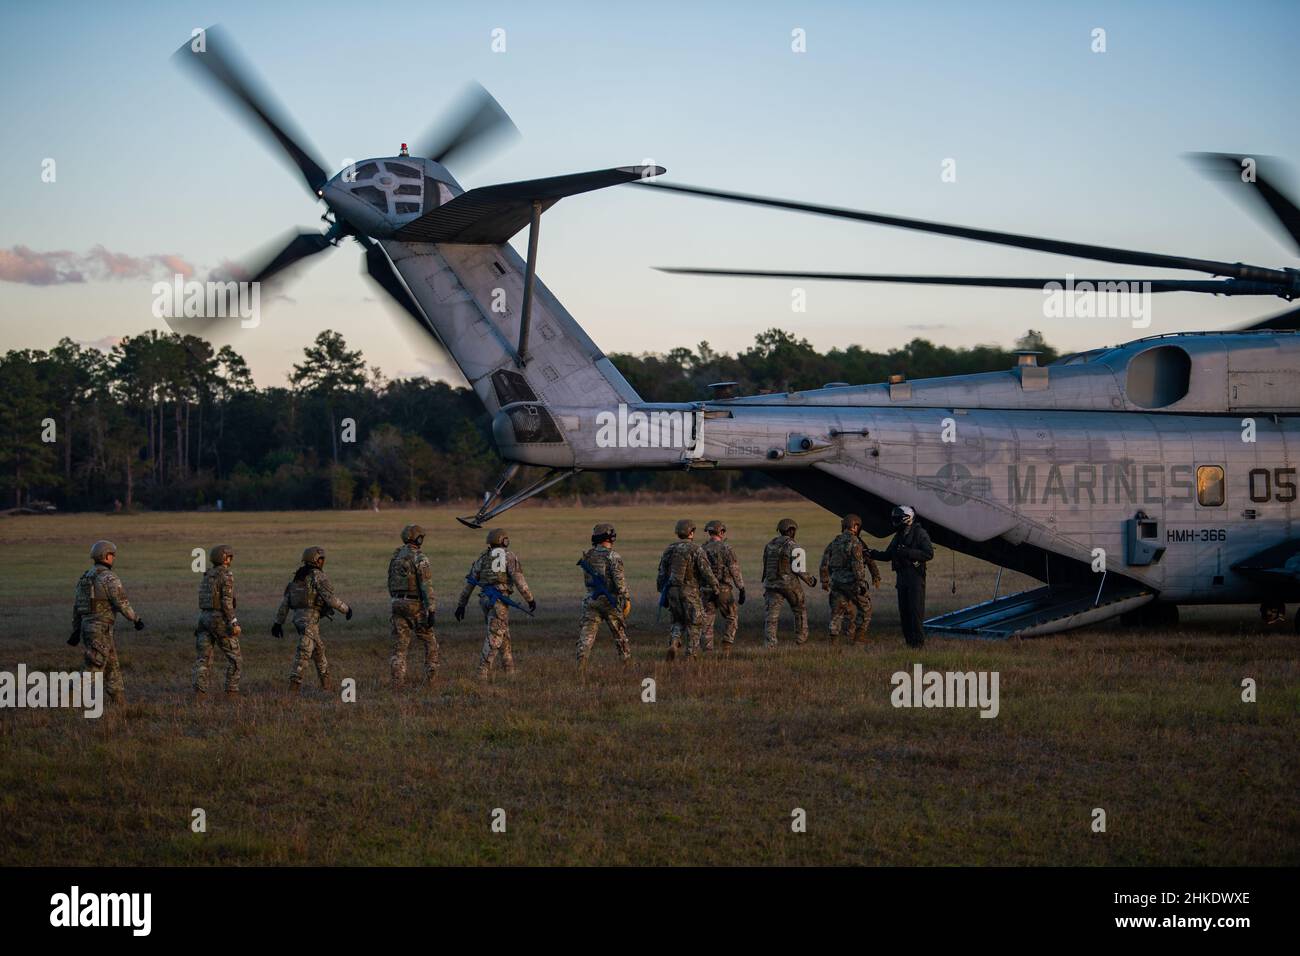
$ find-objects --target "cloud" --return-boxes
[0,245,197,285]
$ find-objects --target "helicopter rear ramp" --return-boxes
[924,582,1154,638]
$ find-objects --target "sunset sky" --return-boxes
[3,0,1299,386]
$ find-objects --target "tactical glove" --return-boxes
[454,604,466,622]
[345,607,353,621]
[527,599,537,613]
[67,628,81,646]
[857,583,868,596]
[738,587,746,606]
[803,574,818,588]
[271,622,284,639]
[134,618,145,631]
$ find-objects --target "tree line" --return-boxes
[0,327,1055,511]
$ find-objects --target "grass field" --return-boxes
[1,500,1297,865]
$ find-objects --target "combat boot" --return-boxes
[320,673,334,692]
[225,689,240,700]
[286,681,301,697]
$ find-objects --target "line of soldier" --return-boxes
[69,506,932,704]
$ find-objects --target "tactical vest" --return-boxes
[703,541,732,586]
[74,568,110,614]
[475,549,508,587]
[827,534,848,572]
[198,568,222,611]
[388,546,419,597]
[287,568,317,610]
[763,537,791,583]
[664,542,692,586]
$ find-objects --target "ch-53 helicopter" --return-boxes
[177,28,1300,637]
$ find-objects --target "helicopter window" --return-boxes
[1126,345,1191,408]
[351,185,389,212]
[395,202,421,215]
[351,162,379,181]
[1197,465,1225,507]
[383,162,420,179]
[395,184,422,195]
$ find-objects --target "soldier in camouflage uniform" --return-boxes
[272,546,351,695]
[761,518,819,646]
[818,514,881,645]
[71,540,144,704]
[193,543,242,698]
[456,528,535,679]
[657,519,720,661]
[387,524,439,688]
[576,522,632,666]
[701,519,746,653]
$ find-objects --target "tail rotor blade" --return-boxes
[174,25,330,196]
[246,232,334,286]
[359,239,452,359]
[414,83,519,171]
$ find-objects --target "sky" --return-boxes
[2,0,1299,386]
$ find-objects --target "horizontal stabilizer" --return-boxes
[394,165,664,244]
[924,582,1153,638]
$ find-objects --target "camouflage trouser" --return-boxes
[763,585,808,646]
[828,585,873,643]
[289,613,329,686]
[81,620,124,701]
[701,586,739,650]
[666,584,705,657]
[577,596,630,663]
[193,611,242,692]
[477,599,514,677]
[390,598,440,684]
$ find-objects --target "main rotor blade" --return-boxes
[655,267,1282,295]
[174,26,330,196]
[1237,303,1300,332]
[1190,153,1300,256]
[635,180,1294,286]
[247,232,334,285]
[414,83,519,171]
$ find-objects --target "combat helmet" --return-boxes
[486,528,509,548]
[90,539,117,563]
[301,546,326,568]
[591,522,617,544]
[209,544,234,565]
[841,513,863,532]
[777,518,798,535]
[401,523,426,546]
[674,518,696,539]
[704,519,726,536]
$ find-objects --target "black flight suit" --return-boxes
[870,522,934,647]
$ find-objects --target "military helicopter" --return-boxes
[177,28,1300,637]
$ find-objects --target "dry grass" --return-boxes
[1,501,1296,865]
